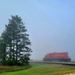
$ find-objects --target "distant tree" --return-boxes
[0,15,32,65]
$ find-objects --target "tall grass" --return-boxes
[0,65,31,73]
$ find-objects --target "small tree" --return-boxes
[0,15,32,65]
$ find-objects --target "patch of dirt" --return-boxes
[64,73,75,75]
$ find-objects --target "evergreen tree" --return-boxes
[0,15,32,65]
[0,37,6,64]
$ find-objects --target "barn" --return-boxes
[43,52,71,62]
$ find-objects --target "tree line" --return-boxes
[0,15,32,66]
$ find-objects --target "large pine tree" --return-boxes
[0,15,32,65]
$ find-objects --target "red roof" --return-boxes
[44,52,68,59]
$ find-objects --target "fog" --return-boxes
[0,0,75,61]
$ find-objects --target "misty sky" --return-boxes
[0,0,75,60]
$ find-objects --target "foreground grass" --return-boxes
[0,65,30,73]
[0,64,75,75]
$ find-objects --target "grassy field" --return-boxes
[0,64,75,75]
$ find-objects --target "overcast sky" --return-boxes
[0,0,75,60]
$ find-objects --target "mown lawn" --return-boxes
[0,64,75,75]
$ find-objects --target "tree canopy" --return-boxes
[0,15,32,66]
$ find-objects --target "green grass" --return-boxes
[0,64,75,75]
